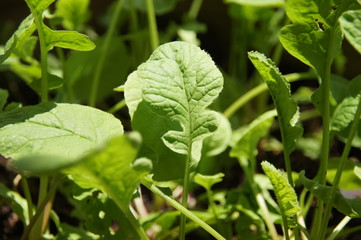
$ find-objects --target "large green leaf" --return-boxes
[0,103,123,167]
[55,0,90,31]
[124,41,223,178]
[230,109,276,168]
[261,161,300,227]
[248,51,303,154]
[64,134,151,211]
[300,171,361,217]
[278,0,358,75]
[340,10,361,54]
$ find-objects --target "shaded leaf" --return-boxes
[300,171,361,217]
[340,10,361,54]
[327,158,361,190]
[248,51,303,154]
[331,95,360,132]
[0,89,9,112]
[0,103,123,166]
[55,0,90,30]
[261,161,300,227]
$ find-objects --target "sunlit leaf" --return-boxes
[225,0,284,7]
[331,95,360,132]
[194,172,224,191]
[340,10,361,54]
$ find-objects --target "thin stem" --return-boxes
[108,99,126,114]
[21,174,33,222]
[255,192,279,240]
[179,149,191,240]
[141,178,226,240]
[318,96,361,239]
[313,27,336,240]
[145,0,159,51]
[326,216,352,240]
[188,0,203,21]
[223,71,317,118]
[89,0,125,106]
[21,178,60,240]
[123,207,150,240]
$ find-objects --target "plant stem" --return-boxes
[89,0,125,107]
[145,0,159,51]
[123,207,150,240]
[179,150,191,240]
[21,174,33,222]
[188,0,203,21]
[313,27,336,239]
[326,216,352,240]
[223,71,317,118]
[141,178,226,240]
[318,96,361,239]
[108,99,126,114]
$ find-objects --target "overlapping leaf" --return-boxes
[0,103,123,171]
[248,51,302,154]
[331,95,360,132]
[340,9,361,54]
[261,161,300,227]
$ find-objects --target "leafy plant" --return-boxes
[1,0,361,239]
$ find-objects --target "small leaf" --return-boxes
[248,51,303,154]
[340,10,361,54]
[225,0,285,7]
[194,173,224,191]
[43,25,95,51]
[261,161,300,227]
[348,75,361,98]
[331,95,360,132]
[55,0,90,30]
[300,171,361,217]
[230,110,276,167]
[0,103,123,165]
[25,0,56,15]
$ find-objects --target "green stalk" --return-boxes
[318,96,361,239]
[326,216,352,240]
[313,27,336,239]
[89,0,125,107]
[223,71,317,118]
[179,147,192,240]
[141,178,226,240]
[123,208,150,240]
[188,0,203,20]
[21,174,33,221]
[108,99,126,114]
[145,0,159,51]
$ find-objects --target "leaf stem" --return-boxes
[89,0,125,107]
[180,149,192,240]
[123,207,150,240]
[223,71,316,118]
[318,96,361,239]
[188,0,203,21]
[145,0,159,51]
[141,178,226,240]
[21,173,33,222]
[326,216,352,240]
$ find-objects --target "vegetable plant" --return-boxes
[1,0,361,239]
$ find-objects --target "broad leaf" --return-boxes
[225,0,284,7]
[261,161,300,227]
[340,10,361,54]
[248,51,303,154]
[43,25,95,51]
[125,41,223,177]
[230,109,276,168]
[300,171,361,217]
[331,95,360,132]
[55,0,90,30]
[64,134,151,210]
[278,0,357,75]
[0,103,123,167]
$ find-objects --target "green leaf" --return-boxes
[193,173,224,191]
[327,158,361,190]
[0,89,9,112]
[248,51,303,154]
[64,134,151,210]
[261,161,300,227]
[0,103,123,167]
[340,10,361,54]
[230,110,276,168]
[299,171,361,217]
[0,182,29,224]
[331,95,360,132]
[278,0,357,75]
[348,75,361,98]
[124,71,185,181]
[25,0,56,15]
[225,0,285,7]
[55,0,90,30]
[43,25,95,51]
[137,41,223,155]
[0,15,35,64]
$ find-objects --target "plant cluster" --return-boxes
[0,0,361,239]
